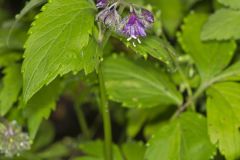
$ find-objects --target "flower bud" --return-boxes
[141,9,154,24]
[96,0,108,9]
[96,3,121,29]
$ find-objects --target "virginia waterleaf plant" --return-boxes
[0,0,240,160]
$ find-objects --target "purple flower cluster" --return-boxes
[96,0,154,46]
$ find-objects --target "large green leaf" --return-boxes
[207,82,240,160]
[145,112,216,160]
[24,79,62,139]
[22,0,95,102]
[218,0,240,10]
[0,64,22,116]
[201,9,240,40]
[178,12,236,83]
[103,55,182,108]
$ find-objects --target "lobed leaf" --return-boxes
[207,82,240,160]
[103,55,182,108]
[201,9,240,40]
[178,12,236,83]
[145,112,216,160]
[24,79,62,139]
[22,0,96,102]
[218,0,240,10]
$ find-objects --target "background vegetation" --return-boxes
[0,0,240,160]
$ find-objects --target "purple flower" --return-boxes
[122,12,146,41]
[96,0,108,9]
[142,9,154,24]
[96,4,120,28]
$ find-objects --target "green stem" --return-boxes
[162,36,193,98]
[171,83,208,119]
[161,36,194,111]
[98,63,113,160]
[95,4,126,159]
[73,103,91,139]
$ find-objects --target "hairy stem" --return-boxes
[98,63,113,160]
[97,22,114,160]
[96,4,127,159]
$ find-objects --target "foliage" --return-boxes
[0,0,240,160]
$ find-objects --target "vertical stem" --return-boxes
[73,103,91,139]
[95,4,126,158]
[98,63,113,160]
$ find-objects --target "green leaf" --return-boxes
[180,0,201,10]
[0,21,27,49]
[207,82,240,160]
[218,0,240,10]
[0,51,22,67]
[24,79,62,139]
[79,140,122,160]
[146,0,183,36]
[22,0,95,102]
[178,12,236,83]
[127,106,168,137]
[0,64,22,116]
[32,121,55,151]
[121,141,146,160]
[74,157,101,160]
[201,9,240,40]
[37,142,70,159]
[103,55,182,108]
[123,36,174,68]
[16,0,46,20]
[214,61,240,82]
[81,38,101,74]
[145,112,216,160]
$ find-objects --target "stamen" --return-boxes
[127,37,132,41]
[133,42,136,47]
[137,38,141,44]
[132,35,137,39]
